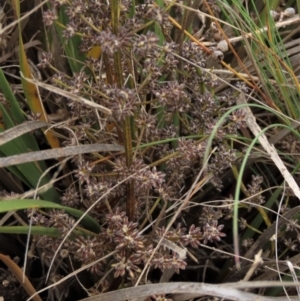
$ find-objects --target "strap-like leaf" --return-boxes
[11,0,60,149]
[0,143,124,168]
[0,199,101,233]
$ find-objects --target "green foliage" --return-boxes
[0,199,100,233]
[0,69,59,202]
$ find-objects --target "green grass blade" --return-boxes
[0,127,59,202]
[0,69,25,124]
[0,226,92,238]
[0,70,60,202]
[55,6,86,73]
[0,68,45,153]
[0,226,63,237]
[0,199,100,233]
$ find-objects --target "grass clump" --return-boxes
[0,0,300,300]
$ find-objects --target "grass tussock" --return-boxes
[0,0,300,300]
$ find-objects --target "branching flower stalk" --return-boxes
[111,0,135,220]
[16,0,299,297]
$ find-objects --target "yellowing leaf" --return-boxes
[12,0,60,149]
[87,45,102,59]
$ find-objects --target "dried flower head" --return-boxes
[203,220,226,244]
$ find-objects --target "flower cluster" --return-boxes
[246,175,265,209]
[36,0,239,295]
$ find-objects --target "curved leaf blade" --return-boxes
[0,199,101,233]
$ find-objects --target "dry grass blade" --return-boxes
[27,250,118,301]
[135,157,214,286]
[243,207,300,262]
[0,253,42,301]
[0,40,41,64]
[174,4,300,46]
[203,14,300,46]
[157,238,187,283]
[20,73,112,115]
[286,261,300,296]
[237,93,300,199]
[0,121,49,146]
[78,281,300,301]
[0,144,124,168]
[243,250,263,282]
[0,0,48,35]
[255,253,300,281]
